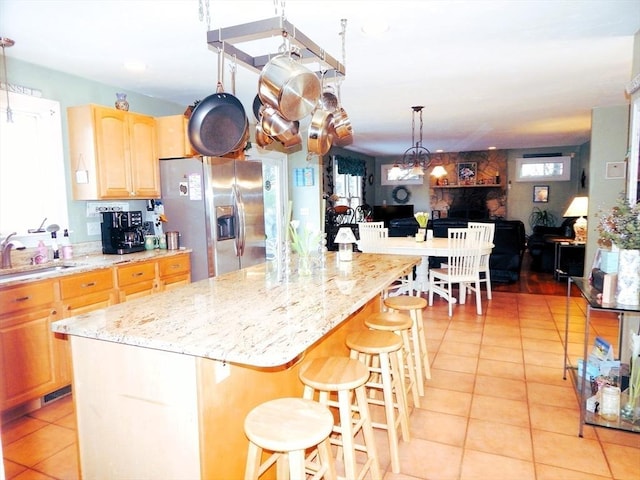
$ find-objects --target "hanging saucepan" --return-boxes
[261,105,301,148]
[307,109,334,156]
[252,94,264,122]
[320,86,339,113]
[255,122,274,148]
[258,54,321,121]
[188,49,248,156]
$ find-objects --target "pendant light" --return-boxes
[0,37,14,123]
[400,106,431,176]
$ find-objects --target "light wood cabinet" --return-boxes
[68,104,160,200]
[156,115,198,159]
[115,260,157,302]
[158,253,191,291]
[0,279,62,411]
[60,269,117,317]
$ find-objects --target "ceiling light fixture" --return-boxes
[0,37,14,123]
[400,106,431,176]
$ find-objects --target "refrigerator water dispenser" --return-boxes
[216,206,235,240]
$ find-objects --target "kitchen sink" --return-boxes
[0,264,79,284]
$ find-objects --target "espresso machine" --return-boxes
[101,211,146,254]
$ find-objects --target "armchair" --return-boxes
[527,217,577,272]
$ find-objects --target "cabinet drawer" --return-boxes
[158,254,190,278]
[60,269,114,299]
[117,261,156,287]
[0,280,56,315]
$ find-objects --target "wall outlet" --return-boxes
[87,222,101,236]
[215,361,230,384]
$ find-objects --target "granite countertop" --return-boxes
[51,253,420,368]
[0,248,191,287]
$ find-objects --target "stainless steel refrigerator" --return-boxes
[160,156,265,281]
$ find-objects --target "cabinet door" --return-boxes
[117,261,156,301]
[158,253,191,291]
[129,113,160,198]
[156,115,197,159]
[60,269,116,317]
[93,106,132,198]
[0,280,59,410]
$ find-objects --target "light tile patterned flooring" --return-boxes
[2,291,640,479]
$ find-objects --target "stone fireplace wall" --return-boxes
[429,150,508,219]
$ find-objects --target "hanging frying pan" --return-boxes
[188,48,247,156]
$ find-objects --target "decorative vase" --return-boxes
[616,249,640,305]
[115,93,129,111]
[416,228,426,242]
[298,253,312,277]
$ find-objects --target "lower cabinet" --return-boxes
[0,253,191,412]
[0,279,62,411]
[158,253,191,291]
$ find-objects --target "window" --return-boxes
[515,156,571,182]
[0,92,68,242]
[333,157,362,209]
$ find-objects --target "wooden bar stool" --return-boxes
[345,329,409,474]
[383,295,431,395]
[298,357,381,480]
[244,397,336,480]
[365,311,421,409]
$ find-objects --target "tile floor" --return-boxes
[2,290,640,479]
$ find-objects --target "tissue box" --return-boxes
[600,251,619,273]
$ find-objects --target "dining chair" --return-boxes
[357,222,387,242]
[468,222,495,299]
[428,228,483,317]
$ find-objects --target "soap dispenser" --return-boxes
[35,240,48,264]
[51,231,59,260]
[61,229,73,259]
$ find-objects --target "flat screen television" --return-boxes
[373,204,414,227]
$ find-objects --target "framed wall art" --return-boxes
[457,162,477,185]
[533,185,549,203]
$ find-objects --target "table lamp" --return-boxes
[335,227,357,261]
[563,196,589,243]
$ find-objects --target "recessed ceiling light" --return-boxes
[488,146,497,150]
[361,19,390,35]
[435,149,444,153]
[124,61,147,73]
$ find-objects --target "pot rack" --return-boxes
[207,16,345,77]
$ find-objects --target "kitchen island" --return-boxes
[52,252,420,479]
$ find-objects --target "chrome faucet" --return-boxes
[1,232,25,269]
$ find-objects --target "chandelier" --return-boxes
[401,106,431,176]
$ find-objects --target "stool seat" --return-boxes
[346,329,403,354]
[299,356,370,391]
[384,295,427,310]
[244,398,333,453]
[365,312,413,331]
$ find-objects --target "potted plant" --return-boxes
[596,195,640,305]
[528,207,557,229]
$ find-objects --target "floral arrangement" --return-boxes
[414,211,429,228]
[288,220,320,256]
[596,195,640,250]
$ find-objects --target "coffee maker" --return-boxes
[101,211,146,254]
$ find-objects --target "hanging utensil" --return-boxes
[307,108,334,156]
[258,49,321,121]
[188,45,248,156]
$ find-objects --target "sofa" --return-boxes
[389,217,526,283]
[526,218,577,272]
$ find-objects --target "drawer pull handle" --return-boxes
[170,264,180,269]
[81,282,96,288]
[132,272,144,277]
[15,295,31,302]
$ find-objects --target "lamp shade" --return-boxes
[431,165,447,178]
[563,196,589,218]
[335,227,357,244]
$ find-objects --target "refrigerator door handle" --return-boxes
[234,185,246,257]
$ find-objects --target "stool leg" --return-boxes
[399,329,420,408]
[379,351,401,473]
[390,348,410,442]
[277,453,290,480]
[244,442,263,480]
[413,307,431,380]
[337,389,358,480]
[353,385,382,480]
[317,437,337,480]
[287,450,305,480]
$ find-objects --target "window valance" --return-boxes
[336,155,365,177]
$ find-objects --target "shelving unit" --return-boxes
[563,277,640,436]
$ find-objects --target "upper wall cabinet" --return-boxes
[156,115,198,159]
[68,105,160,200]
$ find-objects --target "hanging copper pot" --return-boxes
[332,107,352,140]
[307,109,334,155]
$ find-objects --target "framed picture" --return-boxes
[380,164,423,185]
[533,185,549,203]
[457,162,477,185]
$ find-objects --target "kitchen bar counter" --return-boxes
[54,252,420,479]
[52,252,419,367]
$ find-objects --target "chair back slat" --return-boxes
[358,222,388,241]
[446,228,483,277]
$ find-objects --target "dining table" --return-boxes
[356,235,494,294]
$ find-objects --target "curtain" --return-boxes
[336,155,365,176]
